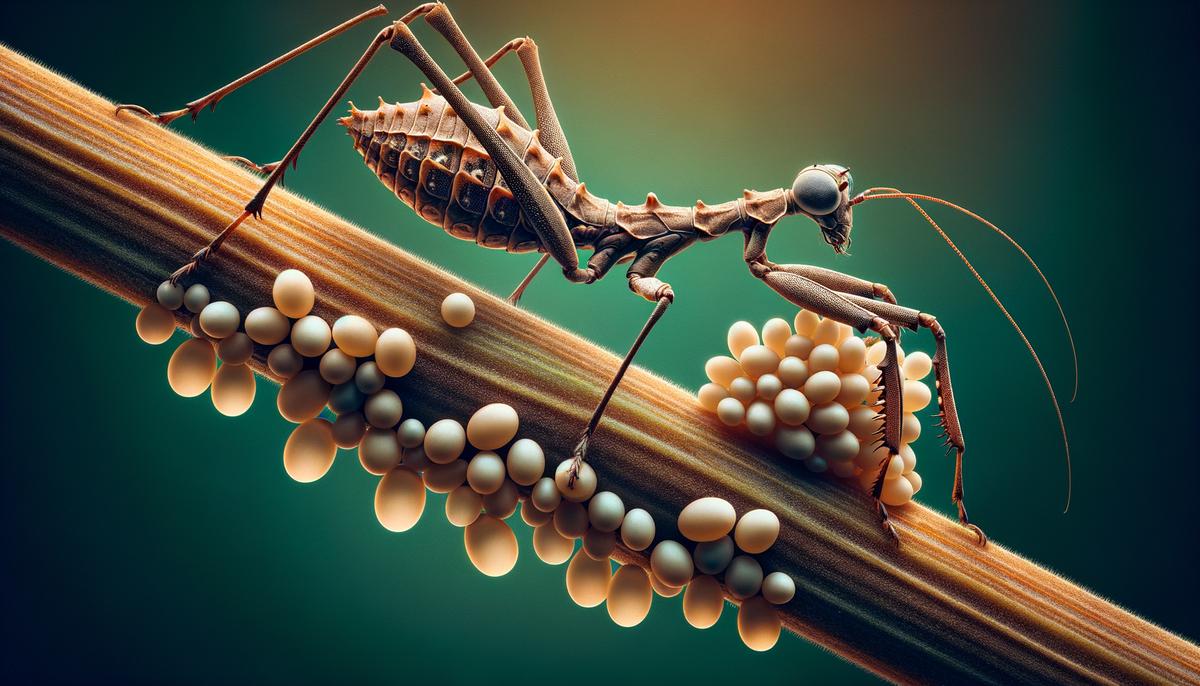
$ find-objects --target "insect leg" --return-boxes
[566,237,682,483]
[115,5,390,126]
[388,22,590,284]
[841,293,986,546]
[768,263,897,304]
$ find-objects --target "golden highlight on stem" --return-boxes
[0,47,1196,685]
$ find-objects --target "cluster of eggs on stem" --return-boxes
[697,311,931,506]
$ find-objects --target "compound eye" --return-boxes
[792,168,841,216]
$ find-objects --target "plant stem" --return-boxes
[1,46,1197,685]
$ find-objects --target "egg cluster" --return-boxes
[697,311,931,507]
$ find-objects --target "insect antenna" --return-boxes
[850,188,1074,512]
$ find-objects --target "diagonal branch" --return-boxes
[0,46,1197,685]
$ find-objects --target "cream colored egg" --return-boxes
[838,336,868,373]
[725,555,764,599]
[745,401,776,436]
[728,377,756,403]
[182,283,210,313]
[761,318,792,356]
[776,426,815,460]
[198,301,239,339]
[422,459,467,493]
[330,315,377,357]
[727,320,759,358]
[156,280,183,310]
[855,442,889,472]
[803,370,841,404]
[397,418,426,449]
[836,373,871,406]
[905,470,923,494]
[739,345,780,379]
[716,397,746,426]
[136,303,176,344]
[283,418,336,483]
[211,363,256,416]
[291,315,331,357]
[900,443,917,474]
[812,318,840,346]
[483,480,520,519]
[441,292,476,327]
[364,389,403,429]
[774,388,810,426]
[467,403,519,450]
[582,528,617,560]
[331,411,367,449]
[837,322,855,343]
[244,306,290,345]
[374,467,425,532]
[756,374,782,400]
[807,402,850,435]
[651,575,684,598]
[777,356,809,387]
[794,309,820,336]
[678,497,736,542]
[865,340,887,366]
[533,524,576,565]
[881,472,915,506]
[467,452,506,494]
[267,343,303,379]
[553,500,589,538]
[167,337,216,397]
[607,565,653,628]
[693,536,734,575]
[506,438,545,486]
[566,551,612,608]
[847,407,882,438]
[683,575,725,629]
[375,327,416,378]
[903,380,932,412]
[217,332,254,365]
[276,370,331,423]
[808,343,840,373]
[903,350,933,381]
[359,427,402,475]
[446,484,483,527]
[620,508,655,551]
[272,269,314,318]
[704,356,743,387]
[734,509,780,554]
[816,430,860,463]
[521,502,554,528]
[530,477,561,512]
[319,348,357,385]
[555,459,597,502]
[650,540,694,587]
[885,454,905,480]
[902,412,922,443]
[738,596,782,651]
[697,383,729,412]
[464,515,518,576]
[784,334,814,359]
[588,491,626,533]
[423,418,466,464]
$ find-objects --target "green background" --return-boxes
[2,1,1197,683]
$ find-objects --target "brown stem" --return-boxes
[0,46,1197,685]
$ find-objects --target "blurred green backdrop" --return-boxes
[2,1,1197,683]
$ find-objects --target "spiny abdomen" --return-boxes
[338,86,612,252]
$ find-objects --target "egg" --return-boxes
[283,418,336,483]
[467,452,506,494]
[734,509,780,554]
[374,327,416,377]
[156,280,183,310]
[396,418,425,449]
[906,470,924,494]
[272,269,314,318]
[359,427,402,475]
[530,477,561,512]
[794,309,820,336]
[728,377,756,403]
[167,337,216,397]
[812,317,841,346]
[521,502,554,528]
[808,343,840,372]
[423,419,466,464]
[582,528,617,560]
[276,370,331,423]
[761,318,792,355]
[244,306,290,345]
[762,572,796,605]
[364,389,404,429]
[374,467,425,532]
[738,596,782,651]
[838,336,868,372]
[683,575,725,629]
[716,397,746,426]
[697,382,729,412]
[738,345,780,378]
[903,350,933,380]
[755,373,783,400]
[266,343,303,379]
[327,381,365,415]
[354,361,387,394]
[678,497,736,542]
[774,388,811,426]
[445,485,482,527]
[466,403,519,450]
[211,363,256,416]
[902,413,922,443]
[588,491,626,533]
[704,356,742,387]
[182,283,210,313]
[566,551,612,608]
[651,576,683,598]
[506,438,545,486]
[136,303,176,344]
[216,332,254,365]
[803,370,841,404]
[555,459,597,502]
[402,446,431,472]
[319,348,357,385]
[816,430,860,463]
[783,334,814,360]
[807,402,850,435]
[464,515,518,576]
[836,373,871,406]
[692,537,734,576]
[533,524,576,565]
[649,540,694,587]
[331,411,366,449]
[553,500,589,538]
[726,320,759,357]
[847,406,882,438]
[725,555,764,599]
[198,301,239,339]
[619,508,655,551]
[290,315,331,357]
[745,401,776,436]
[776,426,815,460]
[903,379,932,411]
[441,292,476,327]
[329,314,377,357]
[881,470,915,506]
[865,340,887,366]
[606,565,653,627]
[422,459,468,493]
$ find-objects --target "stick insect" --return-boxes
[116,3,1076,544]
